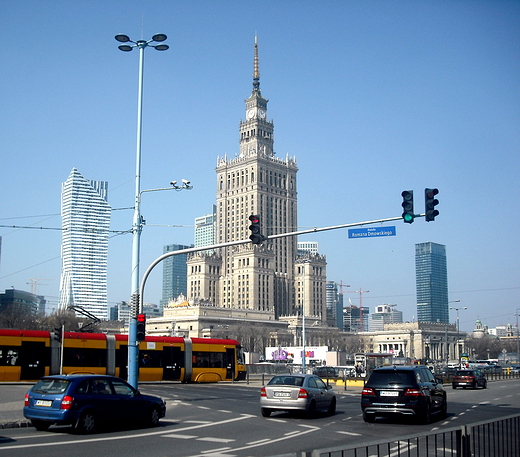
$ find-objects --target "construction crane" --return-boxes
[27,278,50,295]
[340,282,369,332]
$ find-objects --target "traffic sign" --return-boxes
[348,226,396,239]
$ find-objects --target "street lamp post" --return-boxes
[450,302,467,363]
[115,33,169,389]
[515,308,520,366]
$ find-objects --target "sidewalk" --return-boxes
[0,384,32,429]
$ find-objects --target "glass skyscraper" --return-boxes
[415,242,449,324]
[160,243,193,310]
[59,168,111,319]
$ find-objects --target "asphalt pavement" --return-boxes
[0,379,361,429]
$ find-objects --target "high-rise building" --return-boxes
[194,205,217,252]
[325,281,344,328]
[369,304,403,331]
[298,241,319,255]
[160,243,193,310]
[59,168,111,319]
[415,241,449,324]
[187,37,326,321]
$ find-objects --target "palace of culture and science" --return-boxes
[147,39,464,363]
[149,38,328,346]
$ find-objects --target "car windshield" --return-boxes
[455,371,474,376]
[268,376,304,387]
[32,378,70,394]
[368,371,416,386]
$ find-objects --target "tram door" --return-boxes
[163,346,182,380]
[20,341,46,380]
[225,348,235,380]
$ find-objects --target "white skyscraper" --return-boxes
[59,168,111,319]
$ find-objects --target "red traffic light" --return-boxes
[137,313,146,323]
[249,215,259,224]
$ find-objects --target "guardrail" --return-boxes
[310,413,520,457]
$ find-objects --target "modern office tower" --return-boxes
[298,241,319,255]
[326,281,343,328]
[160,243,193,310]
[415,241,449,324]
[195,205,217,251]
[59,168,111,319]
[369,304,403,331]
[343,305,370,332]
[187,37,326,320]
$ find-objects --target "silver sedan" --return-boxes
[260,374,336,417]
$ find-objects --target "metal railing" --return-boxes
[311,413,520,457]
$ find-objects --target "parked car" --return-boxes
[361,365,447,424]
[24,374,166,433]
[452,369,487,389]
[260,374,336,418]
[313,366,339,378]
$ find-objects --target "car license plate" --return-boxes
[274,391,291,398]
[35,399,53,407]
[380,391,399,397]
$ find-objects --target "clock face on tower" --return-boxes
[247,109,256,119]
[259,109,266,118]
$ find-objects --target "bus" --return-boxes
[0,329,246,383]
[354,353,394,376]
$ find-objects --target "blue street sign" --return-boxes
[348,226,396,239]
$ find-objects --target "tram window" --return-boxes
[0,348,20,366]
[139,351,162,368]
[63,348,107,367]
[192,351,225,368]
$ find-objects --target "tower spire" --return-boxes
[253,35,260,93]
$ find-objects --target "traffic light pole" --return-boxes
[132,213,425,387]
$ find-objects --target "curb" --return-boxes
[0,420,32,429]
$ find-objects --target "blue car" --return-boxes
[24,374,166,433]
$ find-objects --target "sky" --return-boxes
[1,0,519,332]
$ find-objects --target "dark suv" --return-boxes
[361,366,447,423]
[24,374,166,433]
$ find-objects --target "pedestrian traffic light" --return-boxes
[248,214,265,244]
[137,314,146,342]
[425,188,439,222]
[54,327,62,343]
[401,190,414,223]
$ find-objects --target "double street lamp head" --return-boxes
[115,33,169,52]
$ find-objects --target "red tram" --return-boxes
[0,329,247,383]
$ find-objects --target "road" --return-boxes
[1,379,519,457]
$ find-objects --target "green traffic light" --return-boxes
[403,213,414,222]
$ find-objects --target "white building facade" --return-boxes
[59,168,111,319]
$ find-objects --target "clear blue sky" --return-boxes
[1,1,519,332]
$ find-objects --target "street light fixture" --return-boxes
[115,32,169,389]
[450,302,467,362]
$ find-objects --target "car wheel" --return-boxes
[482,380,487,389]
[305,400,317,418]
[261,408,272,417]
[147,406,161,427]
[452,384,457,389]
[74,409,97,434]
[327,397,337,415]
[472,382,477,390]
[362,411,375,423]
[31,420,51,431]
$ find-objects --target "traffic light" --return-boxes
[54,327,62,343]
[137,314,146,342]
[425,188,439,222]
[248,214,265,244]
[401,190,414,224]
